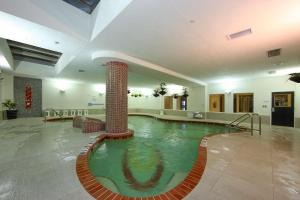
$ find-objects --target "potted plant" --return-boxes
[2,99,17,119]
[153,89,160,97]
[182,88,189,98]
[158,82,167,95]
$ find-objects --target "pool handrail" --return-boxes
[228,113,262,136]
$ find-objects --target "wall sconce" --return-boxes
[54,79,71,92]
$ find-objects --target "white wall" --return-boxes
[207,75,300,117]
[1,74,205,112]
[91,0,133,40]
[1,73,14,102]
[42,79,105,110]
[0,38,14,69]
[128,95,161,109]
[188,86,206,112]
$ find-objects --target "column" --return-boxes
[105,61,128,134]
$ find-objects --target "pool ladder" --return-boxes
[227,113,261,136]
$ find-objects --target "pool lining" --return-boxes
[76,115,243,200]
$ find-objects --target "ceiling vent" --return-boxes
[267,48,281,57]
[227,28,252,40]
[7,40,62,66]
[62,0,101,14]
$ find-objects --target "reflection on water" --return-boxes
[89,116,235,197]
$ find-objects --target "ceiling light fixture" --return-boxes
[227,28,252,40]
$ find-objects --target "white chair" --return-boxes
[55,110,62,117]
[71,110,76,116]
[63,110,69,117]
[84,110,89,116]
[45,110,50,117]
[77,110,83,116]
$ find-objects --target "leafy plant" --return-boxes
[158,82,167,95]
[153,89,160,97]
[2,99,17,110]
[182,88,189,98]
[131,93,143,98]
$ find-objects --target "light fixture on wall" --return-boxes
[167,84,184,95]
[94,84,106,95]
[54,79,72,92]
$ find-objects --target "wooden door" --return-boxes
[234,93,253,113]
[164,96,173,109]
[209,94,224,112]
[176,96,182,110]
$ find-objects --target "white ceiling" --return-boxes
[1,0,300,87]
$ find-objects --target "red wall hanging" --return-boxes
[25,84,32,109]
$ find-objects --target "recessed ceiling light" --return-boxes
[227,28,252,40]
[54,41,60,44]
[78,69,85,72]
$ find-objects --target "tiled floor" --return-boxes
[0,116,299,200]
[185,127,300,200]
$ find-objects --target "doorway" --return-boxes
[209,94,224,112]
[272,91,294,127]
[164,96,173,109]
[234,93,254,113]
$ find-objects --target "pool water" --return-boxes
[88,116,236,197]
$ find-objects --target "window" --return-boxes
[209,94,225,112]
[234,93,253,113]
[273,93,292,107]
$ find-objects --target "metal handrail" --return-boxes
[227,113,251,127]
[228,113,262,136]
[251,113,262,135]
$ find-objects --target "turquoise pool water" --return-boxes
[88,116,236,197]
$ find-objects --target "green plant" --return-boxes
[182,88,189,97]
[2,99,17,110]
[131,93,143,98]
[158,82,167,95]
[153,89,160,97]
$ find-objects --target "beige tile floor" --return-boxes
[186,126,300,200]
[0,116,299,200]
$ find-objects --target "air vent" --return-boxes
[227,28,252,40]
[267,48,281,57]
[7,40,62,66]
[62,0,101,14]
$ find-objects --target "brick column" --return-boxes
[106,61,128,133]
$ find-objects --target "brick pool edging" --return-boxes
[76,115,244,200]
